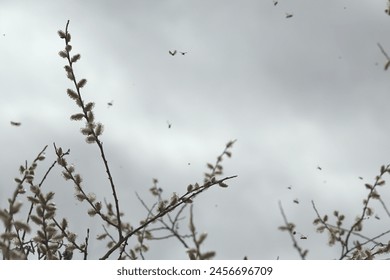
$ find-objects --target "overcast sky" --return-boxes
[1,0,390,260]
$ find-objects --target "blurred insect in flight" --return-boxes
[10,121,21,126]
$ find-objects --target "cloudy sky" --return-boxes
[1,0,390,260]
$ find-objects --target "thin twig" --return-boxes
[278,201,307,260]
[22,145,65,242]
[378,197,390,218]
[84,228,89,260]
[377,42,390,60]
[344,165,390,252]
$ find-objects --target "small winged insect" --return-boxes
[317,166,322,171]
[107,100,113,108]
[273,0,278,5]
[169,50,177,56]
[167,121,172,129]
[286,13,293,18]
[287,185,292,190]
[180,51,187,55]
[10,121,21,126]
[358,176,363,180]
[300,235,307,240]
[293,199,299,204]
